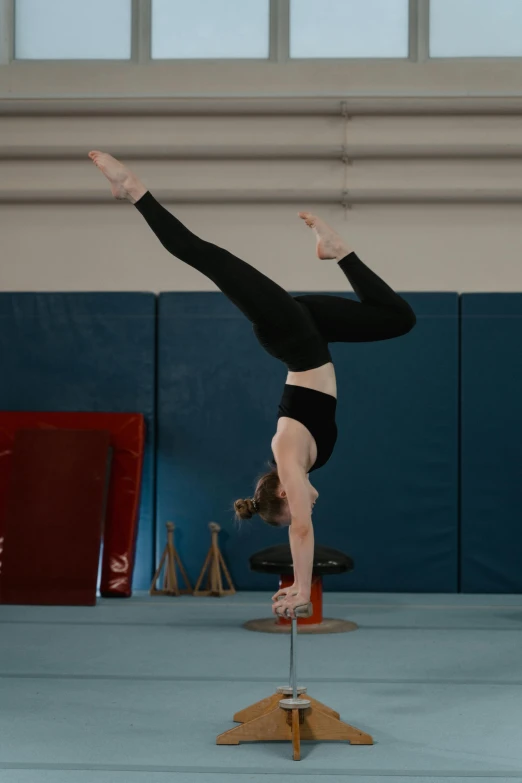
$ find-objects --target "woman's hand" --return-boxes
[271,584,299,603]
[272,592,310,620]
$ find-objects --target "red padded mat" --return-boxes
[0,429,111,606]
[0,412,145,598]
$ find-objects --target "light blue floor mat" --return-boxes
[1,593,522,781]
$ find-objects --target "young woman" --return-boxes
[89,151,416,619]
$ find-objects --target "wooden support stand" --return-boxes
[217,601,373,760]
[232,690,340,724]
[217,697,373,760]
[193,522,236,597]
[149,522,192,596]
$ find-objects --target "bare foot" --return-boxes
[299,212,351,261]
[88,151,146,203]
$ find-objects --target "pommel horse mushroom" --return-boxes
[217,601,373,761]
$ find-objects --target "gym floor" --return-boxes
[1,592,522,782]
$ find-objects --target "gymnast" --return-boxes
[89,150,416,619]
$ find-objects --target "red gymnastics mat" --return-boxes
[1,428,111,606]
[0,412,145,603]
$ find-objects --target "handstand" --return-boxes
[89,150,416,619]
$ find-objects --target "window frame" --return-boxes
[0,0,423,66]
[1,0,522,94]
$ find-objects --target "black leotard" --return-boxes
[134,192,416,470]
[277,385,337,472]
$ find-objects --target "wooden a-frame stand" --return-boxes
[193,522,235,597]
[217,603,373,760]
[217,695,373,760]
[150,522,192,596]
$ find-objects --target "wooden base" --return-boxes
[217,695,373,761]
[233,692,340,723]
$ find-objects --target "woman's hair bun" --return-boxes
[234,498,257,520]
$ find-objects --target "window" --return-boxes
[151,0,270,59]
[8,0,522,71]
[15,0,132,60]
[430,0,522,58]
[290,0,410,59]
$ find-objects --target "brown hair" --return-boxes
[234,467,286,527]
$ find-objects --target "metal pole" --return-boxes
[289,615,294,690]
[291,616,298,700]
[279,604,312,711]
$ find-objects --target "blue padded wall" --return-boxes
[157,291,459,593]
[156,292,289,590]
[0,293,156,591]
[326,293,459,592]
[460,294,522,593]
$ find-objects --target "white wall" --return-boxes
[1,105,521,293]
[2,201,521,293]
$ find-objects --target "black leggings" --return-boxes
[135,192,416,371]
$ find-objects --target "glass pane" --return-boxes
[430,0,522,57]
[290,0,409,58]
[152,0,270,59]
[15,0,132,60]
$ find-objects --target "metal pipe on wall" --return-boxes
[1,97,522,116]
[2,188,522,205]
[1,144,522,161]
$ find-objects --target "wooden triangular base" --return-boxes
[150,522,193,596]
[217,696,373,761]
[193,522,235,597]
[233,692,340,723]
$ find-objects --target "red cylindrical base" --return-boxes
[277,574,323,626]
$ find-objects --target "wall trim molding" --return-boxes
[1,143,521,161]
[1,96,522,116]
[2,188,522,206]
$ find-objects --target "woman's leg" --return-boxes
[295,213,416,342]
[88,151,307,334]
[296,252,416,342]
[133,192,305,331]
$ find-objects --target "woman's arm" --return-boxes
[288,521,314,603]
[279,469,315,602]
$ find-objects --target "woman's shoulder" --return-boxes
[272,427,313,476]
